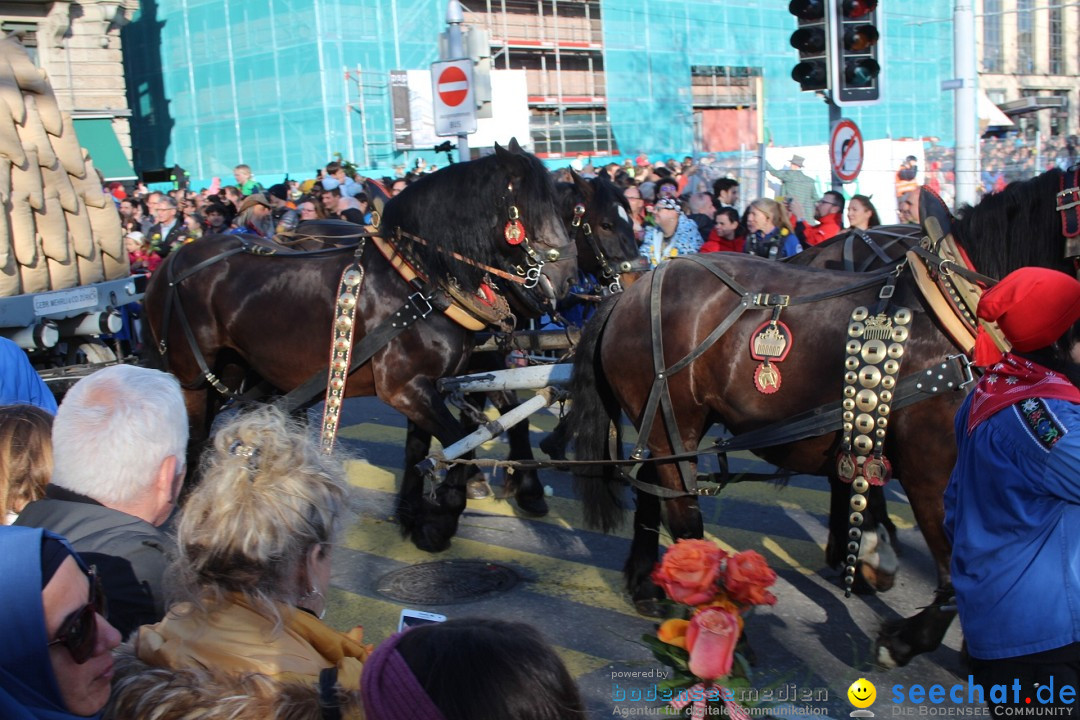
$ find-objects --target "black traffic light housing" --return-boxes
[789,0,830,92]
[832,0,882,105]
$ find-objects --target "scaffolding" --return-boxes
[123,0,957,184]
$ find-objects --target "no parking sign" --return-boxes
[830,119,864,183]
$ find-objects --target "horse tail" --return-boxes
[566,294,626,533]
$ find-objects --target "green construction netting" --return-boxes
[124,0,955,185]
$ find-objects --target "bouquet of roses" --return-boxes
[642,539,778,719]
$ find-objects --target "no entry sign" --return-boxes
[431,59,477,137]
[437,65,468,107]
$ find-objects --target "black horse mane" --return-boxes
[378,147,558,292]
[954,167,1072,279]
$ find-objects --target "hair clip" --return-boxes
[229,439,256,458]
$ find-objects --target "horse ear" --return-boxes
[494,142,513,163]
[495,142,526,185]
[507,137,523,154]
[571,169,594,201]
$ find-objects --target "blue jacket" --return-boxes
[944,392,1080,659]
[0,338,56,413]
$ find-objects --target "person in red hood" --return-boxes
[800,190,845,246]
[945,267,1080,714]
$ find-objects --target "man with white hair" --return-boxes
[15,365,188,639]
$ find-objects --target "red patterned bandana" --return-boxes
[967,353,1080,434]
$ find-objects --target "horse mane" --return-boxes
[378,148,557,292]
[953,167,1072,279]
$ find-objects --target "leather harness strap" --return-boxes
[1058,167,1080,238]
[630,255,897,495]
[535,353,973,499]
[156,244,247,394]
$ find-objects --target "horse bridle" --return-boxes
[570,202,649,294]
[503,183,567,291]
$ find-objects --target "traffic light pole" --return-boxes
[827,96,843,192]
[445,0,469,162]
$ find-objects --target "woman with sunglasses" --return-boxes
[107,405,370,719]
[0,526,121,719]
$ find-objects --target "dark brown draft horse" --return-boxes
[566,168,1080,668]
[411,170,646,518]
[143,142,578,551]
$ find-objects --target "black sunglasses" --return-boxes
[47,565,107,664]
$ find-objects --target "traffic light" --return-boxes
[789,0,830,92]
[832,0,882,105]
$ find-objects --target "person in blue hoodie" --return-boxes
[945,268,1080,711]
[0,525,121,719]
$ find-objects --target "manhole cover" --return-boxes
[376,560,519,605]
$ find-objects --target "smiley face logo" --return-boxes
[848,678,877,708]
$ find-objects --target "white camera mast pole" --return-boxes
[953,0,979,208]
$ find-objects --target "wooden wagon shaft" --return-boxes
[472,327,580,353]
[437,363,572,393]
[415,390,557,475]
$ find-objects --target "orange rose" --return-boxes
[722,550,777,606]
[657,618,690,649]
[697,594,745,632]
[651,539,726,606]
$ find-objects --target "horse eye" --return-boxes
[601,222,614,231]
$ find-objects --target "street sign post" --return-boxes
[432,59,477,137]
[829,118,864,183]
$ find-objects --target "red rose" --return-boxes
[651,539,726,606]
[722,550,777,606]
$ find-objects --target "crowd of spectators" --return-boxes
[115,160,431,277]
[0,361,586,719]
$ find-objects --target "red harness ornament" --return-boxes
[749,320,793,395]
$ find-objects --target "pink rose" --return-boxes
[651,539,727,606]
[686,608,741,681]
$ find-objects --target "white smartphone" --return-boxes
[397,609,446,632]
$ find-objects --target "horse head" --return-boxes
[493,139,578,315]
[378,139,576,319]
[560,170,647,294]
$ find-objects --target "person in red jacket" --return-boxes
[699,207,745,253]
[801,190,845,246]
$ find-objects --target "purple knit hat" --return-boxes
[361,631,447,720]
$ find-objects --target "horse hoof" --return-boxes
[539,435,567,461]
[515,494,549,517]
[466,479,493,500]
[633,597,666,618]
[411,525,452,553]
[873,621,910,669]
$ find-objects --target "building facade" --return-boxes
[0,0,138,179]
[977,0,1078,138]
[122,0,955,184]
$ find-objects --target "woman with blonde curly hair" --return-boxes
[0,405,53,525]
[107,404,371,720]
[744,197,800,260]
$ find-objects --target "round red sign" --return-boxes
[437,66,469,108]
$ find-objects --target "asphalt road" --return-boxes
[322,395,972,719]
